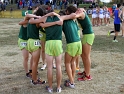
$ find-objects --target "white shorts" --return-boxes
[92,14,97,18]
[96,14,99,18]
[105,14,110,18]
[99,14,104,19]
[103,15,105,18]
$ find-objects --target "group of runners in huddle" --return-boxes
[18,5,95,93]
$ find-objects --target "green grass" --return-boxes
[0,30,18,47]
[92,35,124,54]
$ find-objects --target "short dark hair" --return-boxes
[117,3,121,8]
[58,10,66,16]
[35,7,45,16]
[123,3,124,6]
[66,5,77,14]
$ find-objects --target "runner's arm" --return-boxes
[118,10,123,21]
[44,12,60,17]
[39,20,63,28]
[24,14,39,20]
[29,16,46,24]
[19,20,28,25]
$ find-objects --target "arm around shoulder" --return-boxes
[19,20,28,25]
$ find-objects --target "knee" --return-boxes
[24,56,28,61]
[82,54,89,60]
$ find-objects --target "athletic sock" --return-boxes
[29,70,32,73]
[114,36,116,40]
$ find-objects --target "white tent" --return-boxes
[100,0,112,3]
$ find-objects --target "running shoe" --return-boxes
[46,86,53,93]
[78,75,92,81]
[69,83,75,88]
[77,71,86,76]
[26,72,32,78]
[56,87,62,93]
[31,78,46,85]
[53,62,56,69]
[41,64,47,70]
[112,39,118,42]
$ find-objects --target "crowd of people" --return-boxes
[16,0,79,10]
[18,5,94,93]
[91,5,111,26]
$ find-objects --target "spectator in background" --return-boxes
[28,5,32,10]
[17,0,20,9]
[73,1,77,8]
[64,0,68,9]
[60,0,63,10]
[76,1,79,8]
[112,4,116,13]
[89,4,93,9]
[1,2,6,11]
[51,0,55,10]
[47,2,51,12]
[19,0,22,9]
[40,0,43,5]
[56,0,60,10]
[22,0,25,8]
[10,7,13,18]
[29,0,32,7]
[92,1,95,8]
[54,0,57,9]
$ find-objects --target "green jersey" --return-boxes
[18,25,28,40]
[77,13,94,34]
[27,23,40,39]
[63,19,80,44]
[45,16,62,41]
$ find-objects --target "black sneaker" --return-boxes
[31,78,46,85]
[26,72,32,78]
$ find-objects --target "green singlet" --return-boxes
[27,23,40,39]
[18,25,28,40]
[77,13,94,34]
[63,19,80,43]
[45,16,62,41]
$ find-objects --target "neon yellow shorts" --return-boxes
[18,38,28,50]
[66,41,82,57]
[39,31,46,41]
[45,40,63,56]
[27,39,41,52]
[82,33,95,45]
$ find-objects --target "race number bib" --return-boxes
[20,42,27,47]
[34,41,41,46]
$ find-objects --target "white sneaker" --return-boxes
[112,40,118,42]
[46,86,53,93]
[69,83,75,88]
[41,64,46,70]
[57,87,62,93]
[53,62,56,69]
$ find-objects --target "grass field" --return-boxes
[0,18,124,94]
